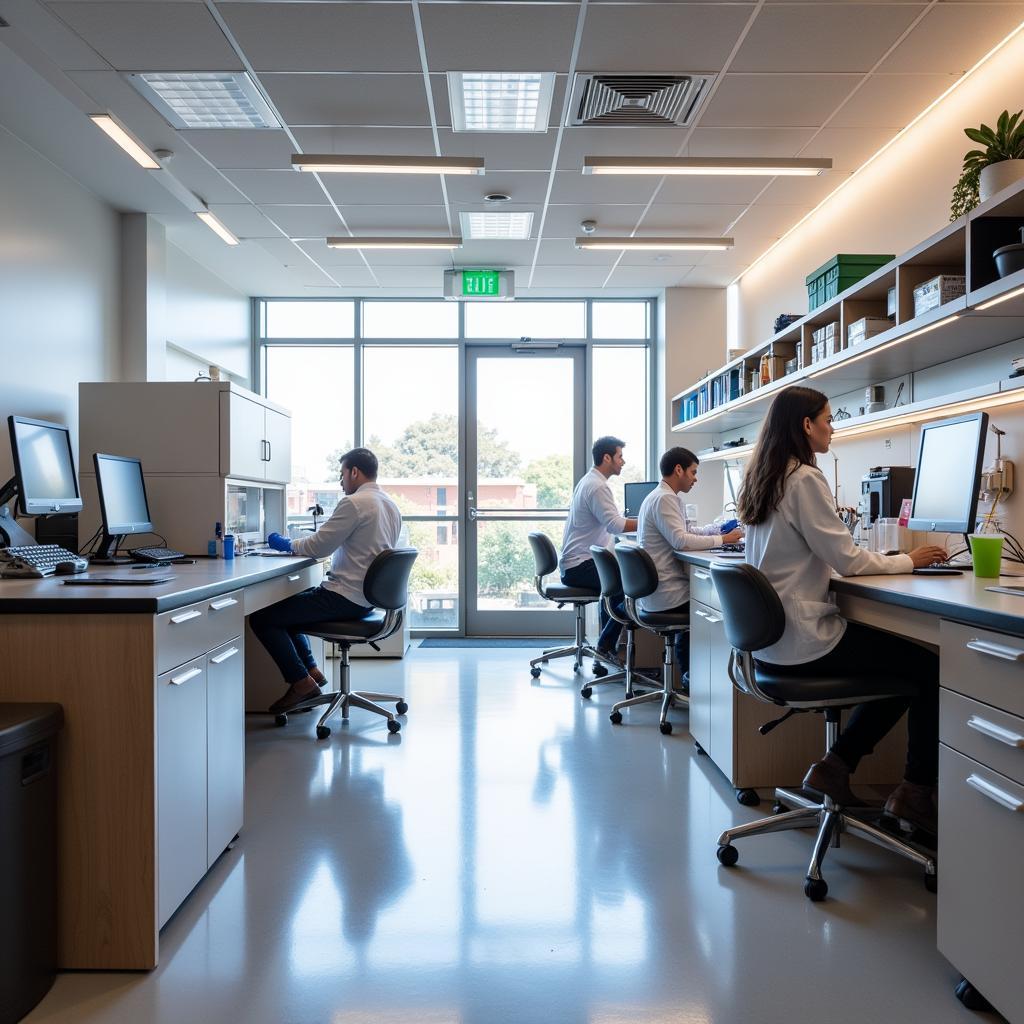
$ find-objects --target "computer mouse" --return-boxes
[54,561,81,575]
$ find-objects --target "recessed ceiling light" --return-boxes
[326,237,463,250]
[196,210,239,246]
[448,72,555,132]
[89,114,160,169]
[292,154,484,175]
[574,236,733,251]
[461,212,534,240]
[583,156,832,176]
[127,72,280,129]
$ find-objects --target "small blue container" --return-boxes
[222,535,235,560]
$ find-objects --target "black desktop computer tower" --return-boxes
[860,467,916,526]
[34,513,78,552]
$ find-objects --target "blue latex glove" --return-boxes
[267,531,293,553]
[719,519,739,534]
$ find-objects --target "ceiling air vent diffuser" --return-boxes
[567,73,714,128]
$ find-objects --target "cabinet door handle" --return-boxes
[693,608,708,619]
[209,646,240,665]
[288,574,301,582]
[967,715,1024,748]
[694,570,710,581]
[169,666,203,686]
[266,440,272,462]
[209,597,238,611]
[170,609,202,625]
[965,638,1024,662]
[966,773,1024,812]
[704,613,723,624]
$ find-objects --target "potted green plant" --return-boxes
[951,109,1024,218]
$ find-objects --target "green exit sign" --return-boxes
[462,269,500,296]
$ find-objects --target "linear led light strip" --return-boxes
[292,154,484,175]
[583,157,831,177]
[196,211,239,246]
[326,236,462,250]
[976,284,1024,310]
[89,114,160,169]
[736,19,1024,285]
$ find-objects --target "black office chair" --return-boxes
[609,542,689,735]
[586,545,661,700]
[275,548,418,739]
[709,561,937,901]
[527,532,613,679]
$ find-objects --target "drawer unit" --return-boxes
[243,563,321,616]
[206,638,244,868]
[155,590,243,674]
[938,746,1024,1023]
[940,619,1024,718]
[941,688,1024,786]
[689,565,720,611]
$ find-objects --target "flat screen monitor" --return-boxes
[7,415,83,515]
[725,460,744,506]
[94,453,153,544]
[908,411,988,533]
[624,480,658,518]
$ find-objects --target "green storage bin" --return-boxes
[805,254,894,311]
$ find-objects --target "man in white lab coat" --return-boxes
[637,447,743,683]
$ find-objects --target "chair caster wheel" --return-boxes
[804,878,828,902]
[955,977,993,1012]
[694,741,706,755]
[580,686,593,699]
[396,701,409,715]
[610,710,623,725]
[387,720,401,734]
[716,844,738,867]
[531,667,542,678]
[772,801,787,815]
[659,721,673,735]
[592,662,608,678]
[736,788,760,807]
[316,725,330,740]
[274,714,287,727]
[573,661,582,673]
[924,870,937,894]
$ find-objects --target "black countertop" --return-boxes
[0,555,319,614]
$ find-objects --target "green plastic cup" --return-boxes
[969,534,1004,578]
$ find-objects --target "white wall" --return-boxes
[738,29,1024,348]
[0,125,120,485]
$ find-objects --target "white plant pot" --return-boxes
[980,160,1024,202]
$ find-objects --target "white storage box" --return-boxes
[847,316,891,347]
[811,321,838,345]
[913,274,966,318]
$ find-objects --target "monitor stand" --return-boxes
[92,530,132,565]
[0,477,38,548]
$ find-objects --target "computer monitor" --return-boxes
[93,453,154,561]
[6,415,83,516]
[725,460,744,507]
[624,480,658,518]
[908,411,988,534]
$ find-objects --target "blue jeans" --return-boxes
[250,585,373,686]
[561,559,623,653]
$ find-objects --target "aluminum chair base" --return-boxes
[609,627,688,735]
[530,602,604,678]
[580,628,661,700]
[715,718,937,901]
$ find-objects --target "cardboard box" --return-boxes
[913,274,966,318]
[847,316,891,346]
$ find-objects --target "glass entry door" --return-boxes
[465,345,586,636]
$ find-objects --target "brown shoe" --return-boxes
[803,753,860,806]
[884,781,937,834]
[268,680,322,715]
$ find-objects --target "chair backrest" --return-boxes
[613,542,658,601]
[709,561,786,653]
[363,548,418,610]
[589,544,623,600]
[528,531,558,578]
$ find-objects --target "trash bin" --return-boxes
[0,703,63,1024]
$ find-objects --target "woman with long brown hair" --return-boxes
[737,386,947,833]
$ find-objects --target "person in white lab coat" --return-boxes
[251,447,402,714]
[738,386,947,833]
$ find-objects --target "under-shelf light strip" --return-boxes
[976,284,1024,311]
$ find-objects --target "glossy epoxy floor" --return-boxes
[29,648,987,1024]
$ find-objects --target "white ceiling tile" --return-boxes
[755,169,852,206]
[698,203,799,266]
[829,73,961,128]
[640,202,749,233]
[605,266,694,288]
[206,203,282,238]
[701,74,861,127]
[557,126,690,170]
[436,129,558,172]
[798,126,895,171]
[542,205,648,236]
[46,2,243,71]
[180,129,294,170]
[253,236,319,265]
[171,156,250,204]
[731,4,924,73]
[293,127,437,155]
[372,269,449,289]
[578,4,753,71]
[294,240,381,269]
[536,240,619,266]
[655,176,766,204]
[549,170,660,204]
[617,250,702,267]
[456,240,538,264]
[321,174,444,206]
[687,127,817,158]
[255,205,346,238]
[677,266,737,287]
[261,74,431,127]
[529,268,619,289]
[446,171,549,204]
[360,250,456,269]
[338,206,451,232]
[219,3,422,72]
[420,4,581,72]
[877,4,1024,74]
[222,168,327,204]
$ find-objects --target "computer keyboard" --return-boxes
[0,544,88,578]
[129,546,186,564]
[912,562,964,576]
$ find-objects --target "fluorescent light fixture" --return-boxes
[196,210,239,246]
[126,72,280,129]
[575,236,733,251]
[326,236,463,250]
[89,114,160,169]
[292,155,484,175]
[583,157,832,176]
[448,72,555,132]
[976,284,1024,310]
[460,211,534,240]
